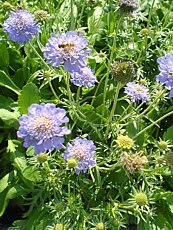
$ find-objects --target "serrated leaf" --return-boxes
[0,70,20,95]
[18,82,40,114]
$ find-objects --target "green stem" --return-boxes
[29,41,49,69]
[65,73,73,103]
[102,16,123,121]
[77,0,86,27]
[48,81,59,101]
[134,110,173,139]
[70,0,75,30]
[106,82,122,135]
[76,87,81,102]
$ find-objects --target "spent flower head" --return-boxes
[119,0,139,14]
[156,53,173,97]
[124,82,150,102]
[116,135,134,149]
[42,31,91,73]
[164,152,173,167]
[17,103,71,154]
[3,10,40,45]
[62,137,96,174]
[34,10,48,22]
[112,60,136,84]
[120,151,148,174]
[69,66,98,87]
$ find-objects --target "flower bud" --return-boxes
[134,192,148,206]
[96,222,105,230]
[67,158,78,168]
[37,152,48,163]
[158,141,168,150]
[54,224,64,230]
[116,135,134,149]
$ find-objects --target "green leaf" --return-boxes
[23,167,43,183]
[0,171,14,193]
[0,108,20,129]
[18,82,40,114]
[163,126,173,143]
[0,43,9,73]
[0,70,21,95]
[88,6,103,34]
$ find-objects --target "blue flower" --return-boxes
[3,10,40,45]
[124,82,150,102]
[156,53,173,97]
[42,31,91,73]
[17,103,71,154]
[70,66,98,87]
[63,137,96,174]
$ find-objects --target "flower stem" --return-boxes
[106,82,122,135]
[134,110,173,139]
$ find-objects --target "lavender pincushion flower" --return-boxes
[156,53,173,97]
[17,103,71,154]
[3,10,40,45]
[70,66,98,87]
[62,137,96,174]
[42,31,91,73]
[125,82,150,102]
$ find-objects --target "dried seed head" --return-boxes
[165,152,173,167]
[112,60,135,84]
[119,0,139,14]
[120,151,148,174]
[34,10,48,22]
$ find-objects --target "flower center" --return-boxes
[33,116,52,133]
[134,85,144,93]
[58,43,75,53]
[14,15,28,30]
[73,147,86,161]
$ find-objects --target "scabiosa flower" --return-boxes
[116,135,134,149]
[3,10,40,45]
[62,137,96,174]
[17,103,71,154]
[156,54,173,97]
[69,66,98,87]
[124,82,150,102]
[42,31,91,73]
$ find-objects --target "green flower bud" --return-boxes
[96,222,105,230]
[55,202,64,211]
[135,192,148,206]
[54,224,64,230]
[37,153,48,163]
[140,28,150,36]
[67,158,78,168]
[158,141,168,150]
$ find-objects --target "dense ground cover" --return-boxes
[0,0,173,229]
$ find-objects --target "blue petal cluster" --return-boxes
[42,31,98,88]
[124,82,150,102]
[17,103,71,154]
[42,31,91,73]
[62,137,96,174]
[70,66,98,88]
[156,53,173,97]
[3,10,40,45]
